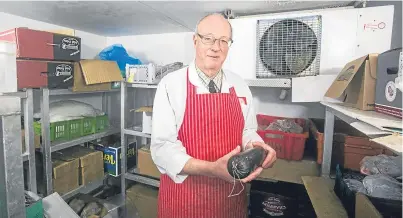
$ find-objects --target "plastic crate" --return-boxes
[34,120,70,142]
[68,119,82,139]
[334,165,402,218]
[96,115,109,133]
[256,115,309,161]
[82,117,96,136]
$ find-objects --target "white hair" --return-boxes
[194,13,233,38]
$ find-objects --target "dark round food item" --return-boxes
[227,147,267,179]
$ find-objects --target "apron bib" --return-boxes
[158,69,247,218]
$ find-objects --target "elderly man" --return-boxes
[151,13,277,218]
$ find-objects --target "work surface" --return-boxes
[321,102,402,154]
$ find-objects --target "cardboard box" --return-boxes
[16,60,74,89]
[0,28,81,61]
[138,148,161,179]
[257,158,319,184]
[375,48,402,118]
[46,29,76,36]
[53,146,104,185]
[126,184,158,218]
[133,106,153,134]
[73,60,123,92]
[90,141,137,177]
[52,158,80,195]
[325,54,378,110]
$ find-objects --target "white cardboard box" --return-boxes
[133,106,153,134]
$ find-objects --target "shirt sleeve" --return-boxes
[150,80,192,183]
[242,86,264,150]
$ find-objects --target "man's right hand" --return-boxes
[210,146,241,183]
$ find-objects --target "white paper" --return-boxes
[371,135,402,154]
[292,75,337,102]
[350,122,391,136]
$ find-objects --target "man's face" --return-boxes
[193,15,232,72]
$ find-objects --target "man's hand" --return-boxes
[240,141,277,183]
[210,146,242,183]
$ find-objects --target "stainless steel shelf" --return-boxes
[0,91,27,98]
[22,152,28,162]
[49,128,120,153]
[125,173,160,188]
[62,174,108,200]
[123,128,151,138]
[126,83,158,89]
[246,79,291,88]
[49,89,119,96]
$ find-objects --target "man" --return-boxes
[151,13,277,218]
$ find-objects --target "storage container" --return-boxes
[249,180,315,218]
[375,48,402,118]
[89,138,136,177]
[0,28,81,61]
[34,115,107,142]
[256,115,309,161]
[16,60,74,89]
[309,119,385,169]
[334,165,402,218]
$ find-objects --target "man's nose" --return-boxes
[211,39,221,51]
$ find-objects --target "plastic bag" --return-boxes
[363,174,402,200]
[344,179,367,194]
[266,119,303,133]
[98,44,142,77]
[34,100,105,122]
[360,154,402,178]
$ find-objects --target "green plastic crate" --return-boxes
[96,115,109,133]
[82,117,96,136]
[34,120,70,142]
[68,119,83,139]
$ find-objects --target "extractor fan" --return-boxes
[256,15,322,78]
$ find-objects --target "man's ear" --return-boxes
[193,34,197,46]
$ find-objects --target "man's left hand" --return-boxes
[240,141,277,183]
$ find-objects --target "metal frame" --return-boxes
[0,96,26,218]
[39,88,118,196]
[320,102,401,176]
[120,81,160,209]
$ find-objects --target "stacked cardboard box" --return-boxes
[52,158,80,195]
[0,27,123,91]
[53,146,104,186]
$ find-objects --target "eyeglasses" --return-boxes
[197,33,233,48]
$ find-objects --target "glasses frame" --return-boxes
[196,33,234,48]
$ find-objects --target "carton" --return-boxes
[72,60,123,92]
[325,54,378,110]
[0,28,81,61]
[126,184,158,218]
[53,146,104,185]
[138,148,161,179]
[52,158,80,195]
[133,106,153,134]
[16,60,74,89]
[90,141,137,177]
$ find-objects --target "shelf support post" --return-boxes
[321,108,335,177]
[41,88,53,195]
[0,96,26,217]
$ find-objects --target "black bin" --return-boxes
[334,165,402,218]
[249,180,315,218]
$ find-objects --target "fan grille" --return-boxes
[256,15,322,78]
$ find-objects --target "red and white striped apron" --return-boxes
[158,69,247,218]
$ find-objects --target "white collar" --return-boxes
[188,60,232,92]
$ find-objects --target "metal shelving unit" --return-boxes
[38,88,118,196]
[0,93,26,217]
[120,81,160,204]
[320,101,402,177]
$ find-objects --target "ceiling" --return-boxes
[0,1,355,36]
